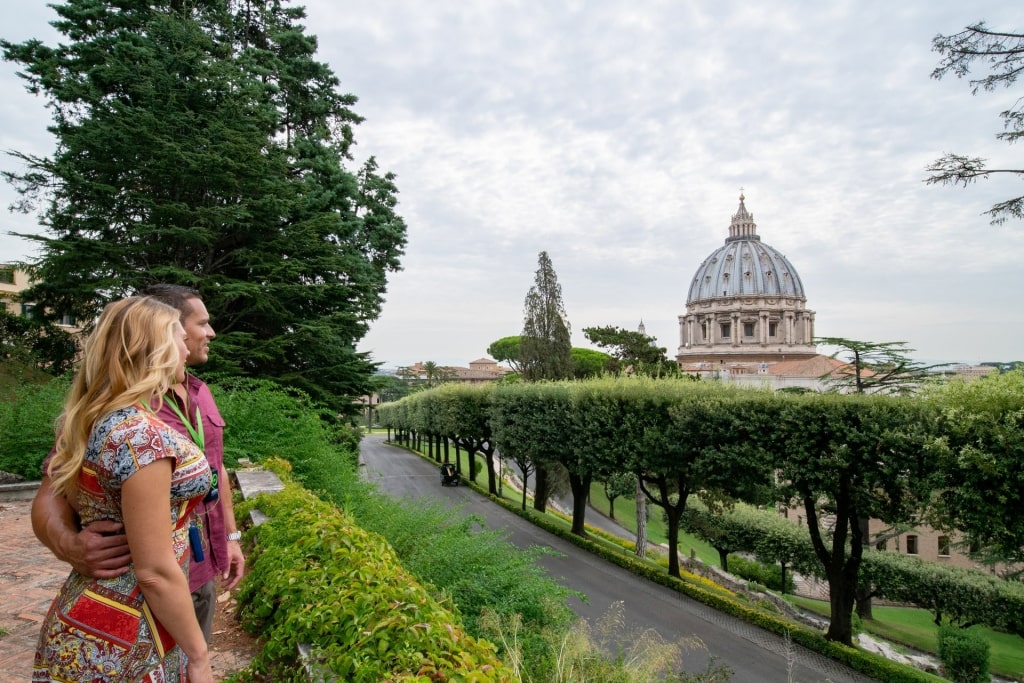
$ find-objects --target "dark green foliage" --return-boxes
[815,337,948,395]
[768,393,938,645]
[487,336,524,374]
[924,372,1024,564]
[726,555,795,593]
[0,374,68,478]
[520,251,573,381]
[0,310,77,376]
[938,624,991,683]
[571,346,613,378]
[1,0,406,414]
[582,324,679,377]
[210,377,352,473]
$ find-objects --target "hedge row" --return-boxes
[233,459,517,683]
[455,474,943,683]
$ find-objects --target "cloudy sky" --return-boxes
[2,1,1021,369]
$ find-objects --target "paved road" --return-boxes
[360,435,877,683]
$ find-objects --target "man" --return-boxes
[32,284,245,643]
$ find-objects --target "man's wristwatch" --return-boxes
[227,531,242,542]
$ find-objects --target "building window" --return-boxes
[0,267,13,284]
[743,322,755,337]
[906,535,918,555]
[938,536,951,557]
[720,323,731,340]
[20,303,37,319]
[875,539,887,551]
[768,321,778,337]
[57,313,76,327]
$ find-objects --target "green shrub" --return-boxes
[211,378,353,472]
[727,555,796,593]
[235,472,517,682]
[938,624,990,683]
[0,374,68,478]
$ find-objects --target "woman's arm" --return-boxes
[122,459,212,682]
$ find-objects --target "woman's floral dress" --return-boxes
[33,406,211,682]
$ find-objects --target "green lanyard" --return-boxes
[165,393,205,452]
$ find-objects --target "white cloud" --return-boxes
[2,0,1021,368]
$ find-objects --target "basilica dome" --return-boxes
[677,194,816,365]
[687,196,805,303]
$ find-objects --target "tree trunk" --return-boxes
[484,447,497,494]
[666,504,682,578]
[826,568,856,645]
[634,479,647,558]
[608,495,616,521]
[533,464,549,513]
[718,548,730,573]
[855,517,873,619]
[569,472,591,536]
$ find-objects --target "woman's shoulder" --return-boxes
[98,406,183,450]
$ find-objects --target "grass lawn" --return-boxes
[585,481,723,567]
[786,595,1024,680]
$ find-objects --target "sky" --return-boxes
[2,1,1022,370]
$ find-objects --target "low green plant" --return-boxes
[234,472,517,682]
[479,602,734,682]
[0,373,68,478]
[938,624,990,683]
[727,555,795,593]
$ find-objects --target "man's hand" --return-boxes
[33,475,131,578]
[64,521,131,578]
[221,541,245,590]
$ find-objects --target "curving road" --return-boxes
[360,434,877,683]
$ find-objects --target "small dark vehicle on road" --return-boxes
[440,463,459,486]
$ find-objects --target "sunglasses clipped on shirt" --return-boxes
[203,470,219,505]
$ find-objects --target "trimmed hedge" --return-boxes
[234,460,517,682]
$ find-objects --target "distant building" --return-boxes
[0,263,81,331]
[401,358,510,385]
[0,264,33,317]
[676,196,846,390]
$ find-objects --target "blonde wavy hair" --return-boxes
[48,296,185,498]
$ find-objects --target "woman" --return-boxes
[33,296,214,683]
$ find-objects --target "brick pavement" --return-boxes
[0,499,253,682]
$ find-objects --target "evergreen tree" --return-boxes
[520,251,572,381]
[816,337,947,395]
[582,324,678,377]
[1,0,406,413]
[928,23,1024,224]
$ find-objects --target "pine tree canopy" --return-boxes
[1,0,407,413]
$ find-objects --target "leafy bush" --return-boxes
[938,624,990,683]
[727,555,796,593]
[0,374,68,478]
[211,377,354,472]
[235,472,517,682]
[351,492,575,676]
